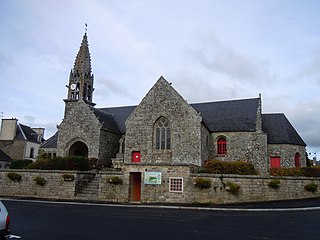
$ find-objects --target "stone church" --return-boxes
[41,32,306,174]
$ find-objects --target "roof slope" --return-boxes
[17,124,42,143]
[40,132,58,148]
[191,98,259,132]
[97,106,136,133]
[262,114,306,146]
[93,108,121,134]
[0,149,12,162]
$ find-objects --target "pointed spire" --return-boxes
[65,26,95,106]
[73,26,91,75]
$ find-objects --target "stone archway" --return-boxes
[68,141,88,157]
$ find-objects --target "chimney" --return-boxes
[0,118,18,141]
[32,128,45,142]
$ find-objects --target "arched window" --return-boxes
[154,117,171,150]
[295,152,301,168]
[217,137,227,155]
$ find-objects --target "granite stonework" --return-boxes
[210,131,268,174]
[2,169,320,205]
[125,78,203,166]
[267,144,306,167]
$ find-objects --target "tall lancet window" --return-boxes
[154,117,171,150]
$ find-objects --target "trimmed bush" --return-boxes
[194,177,211,189]
[29,156,90,171]
[202,160,258,175]
[225,181,240,194]
[270,168,302,177]
[106,176,123,185]
[10,159,33,169]
[7,172,22,182]
[268,179,281,189]
[270,167,320,177]
[62,173,75,181]
[301,167,320,177]
[304,182,318,193]
[34,176,46,186]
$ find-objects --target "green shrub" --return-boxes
[268,179,281,189]
[62,173,75,181]
[7,172,22,182]
[270,167,320,177]
[301,167,320,177]
[34,176,46,186]
[202,160,258,175]
[10,159,33,169]
[304,182,318,193]
[194,177,211,189]
[270,168,302,177]
[106,176,123,185]
[29,156,90,171]
[225,181,240,194]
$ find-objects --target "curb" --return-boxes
[2,197,320,212]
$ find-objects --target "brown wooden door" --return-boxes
[130,172,141,201]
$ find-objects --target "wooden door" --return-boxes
[130,172,141,201]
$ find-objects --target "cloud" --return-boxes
[189,34,276,86]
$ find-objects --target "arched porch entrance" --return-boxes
[68,141,88,157]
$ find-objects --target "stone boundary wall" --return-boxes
[1,170,320,204]
[0,170,77,200]
[188,174,320,204]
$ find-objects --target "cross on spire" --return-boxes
[85,23,88,34]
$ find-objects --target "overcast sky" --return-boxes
[1,0,319,156]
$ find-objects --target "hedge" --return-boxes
[201,160,258,175]
[270,167,320,177]
[28,156,90,171]
[10,160,33,169]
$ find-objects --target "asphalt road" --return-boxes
[3,199,320,240]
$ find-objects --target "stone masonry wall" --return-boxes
[57,100,101,158]
[2,169,320,205]
[0,170,76,200]
[209,131,268,174]
[98,130,121,167]
[125,78,202,166]
[267,144,306,167]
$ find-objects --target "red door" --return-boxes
[132,151,141,163]
[295,153,301,167]
[130,172,141,202]
[270,157,281,168]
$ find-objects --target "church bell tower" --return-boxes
[65,27,95,106]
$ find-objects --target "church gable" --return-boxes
[125,76,203,166]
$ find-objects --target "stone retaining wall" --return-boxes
[1,169,320,204]
[0,170,76,200]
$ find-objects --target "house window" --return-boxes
[30,147,35,158]
[154,117,171,150]
[169,177,183,192]
[217,137,227,155]
[295,152,301,168]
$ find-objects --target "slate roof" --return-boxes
[16,124,43,143]
[191,98,259,132]
[40,132,58,148]
[96,98,305,146]
[93,108,122,134]
[97,106,136,134]
[262,114,306,146]
[0,149,12,162]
